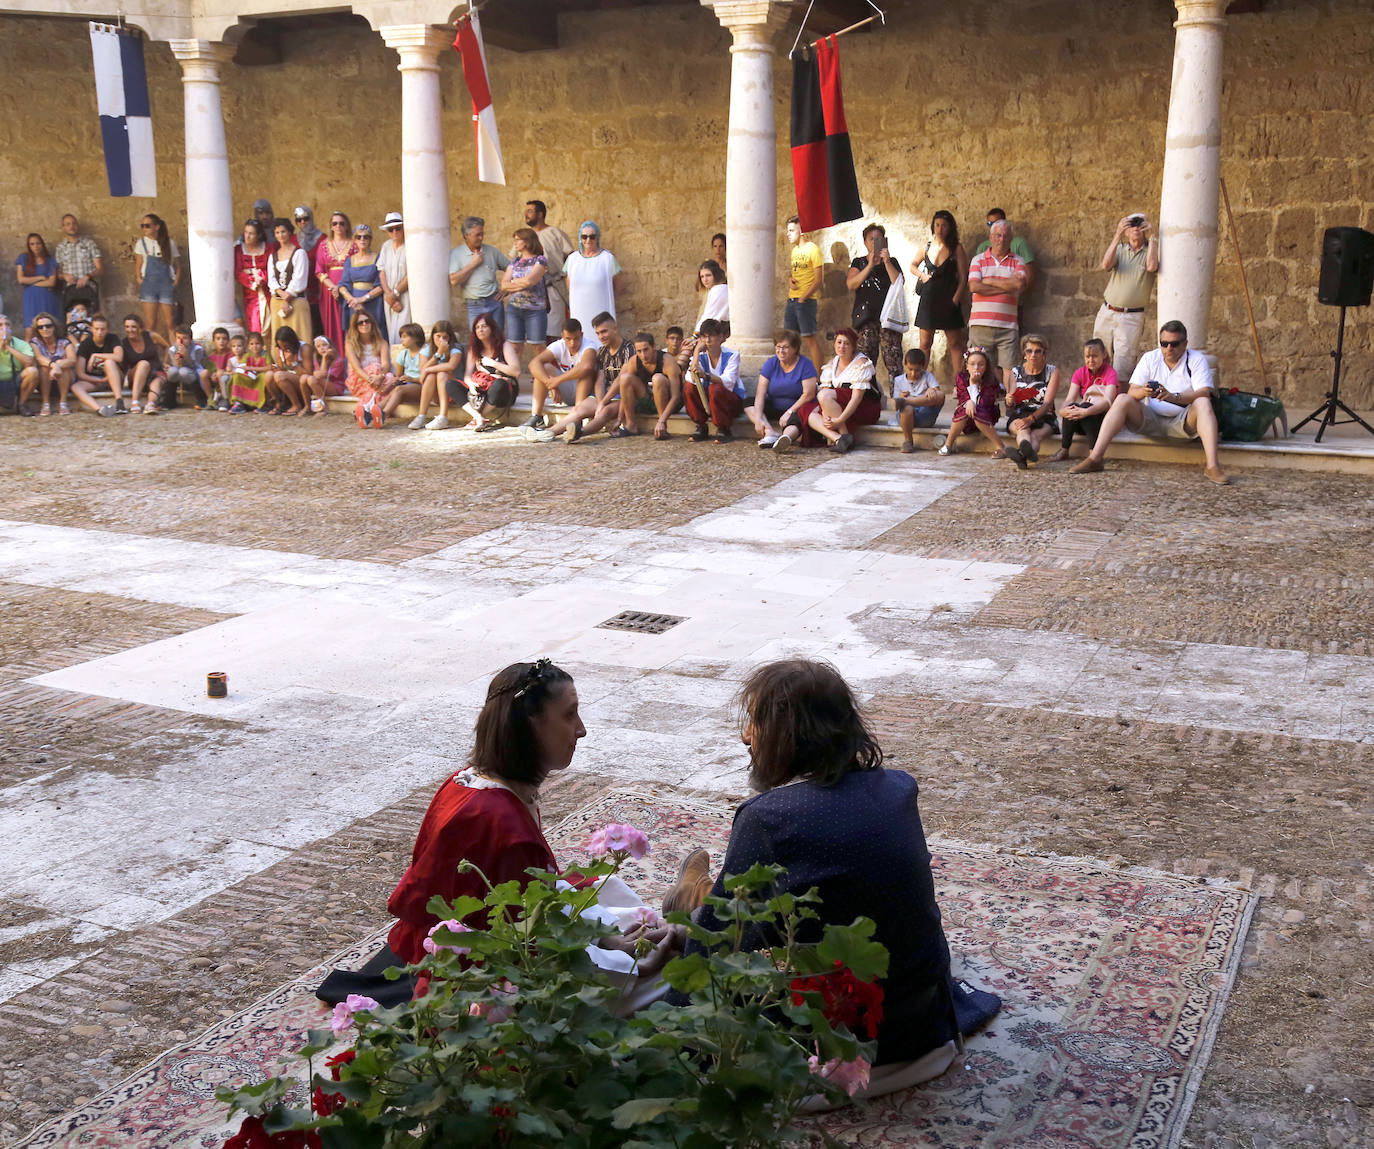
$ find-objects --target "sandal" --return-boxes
[59,402,71,415]
[39,403,52,416]
[609,426,638,439]
[130,401,143,414]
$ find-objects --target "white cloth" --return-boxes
[548,333,600,372]
[819,353,877,391]
[377,239,411,344]
[893,368,939,401]
[565,248,621,328]
[880,273,909,332]
[271,246,310,297]
[696,346,744,397]
[1128,346,1212,417]
[696,282,730,328]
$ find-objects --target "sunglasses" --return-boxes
[36,322,54,329]
[141,223,156,229]
[1159,339,1184,348]
[580,234,597,240]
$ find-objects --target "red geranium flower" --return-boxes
[789,961,885,1040]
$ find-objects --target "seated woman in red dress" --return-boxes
[318,660,678,1007]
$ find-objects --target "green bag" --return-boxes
[1212,388,1286,442]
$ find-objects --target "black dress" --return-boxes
[914,247,965,332]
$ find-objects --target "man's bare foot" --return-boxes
[1069,456,1105,474]
[1204,465,1231,485]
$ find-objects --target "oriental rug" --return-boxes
[15,786,1254,1149]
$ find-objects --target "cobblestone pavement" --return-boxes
[0,413,1371,1148]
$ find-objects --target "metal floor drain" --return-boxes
[596,611,688,635]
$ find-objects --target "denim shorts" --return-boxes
[783,297,818,336]
[504,304,548,344]
[139,256,176,305]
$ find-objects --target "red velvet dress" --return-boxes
[386,775,557,964]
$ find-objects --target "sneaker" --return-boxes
[227,401,248,414]
[938,443,952,456]
[524,426,556,443]
[689,424,711,442]
[97,404,119,417]
[522,413,547,430]
[216,397,230,411]
[115,398,128,414]
[758,433,779,448]
[771,432,795,454]
[426,415,450,430]
[662,848,712,916]
[407,414,429,430]
[901,441,916,454]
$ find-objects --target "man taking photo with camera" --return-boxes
[1093,213,1159,377]
[1070,319,1229,486]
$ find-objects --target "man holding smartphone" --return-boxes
[1093,213,1159,377]
[1070,320,1229,485]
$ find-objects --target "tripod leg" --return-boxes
[1333,397,1374,436]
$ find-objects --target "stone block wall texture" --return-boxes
[1,0,1370,405]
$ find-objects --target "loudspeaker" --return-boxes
[1318,226,1374,307]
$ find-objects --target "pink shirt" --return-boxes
[967,249,1026,329]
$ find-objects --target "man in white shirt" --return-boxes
[1070,320,1228,485]
[684,318,744,443]
[524,317,600,429]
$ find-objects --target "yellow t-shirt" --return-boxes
[788,241,823,301]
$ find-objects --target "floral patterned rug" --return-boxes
[16,786,1254,1149]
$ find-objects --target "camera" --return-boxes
[1127,215,1146,228]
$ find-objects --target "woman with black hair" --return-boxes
[679,659,998,1097]
[318,660,678,1008]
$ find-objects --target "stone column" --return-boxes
[168,40,240,338]
[1156,0,1227,353]
[703,1,791,365]
[379,25,453,330]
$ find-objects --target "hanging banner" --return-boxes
[453,11,506,185]
[89,23,157,198]
[789,35,861,232]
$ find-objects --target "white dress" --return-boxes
[565,248,621,330]
[377,239,411,344]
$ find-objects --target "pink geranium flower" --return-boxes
[629,905,664,930]
[330,993,380,1035]
[604,823,651,860]
[423,919,473,957]
[807,1055,872,1097]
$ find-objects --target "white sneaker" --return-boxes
[425,415,450,430]
[408,414,429,430]
[526,427,556,443]
[771,433,794,454]
[758,433,779,448]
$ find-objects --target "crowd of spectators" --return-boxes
[0,197,1227,482]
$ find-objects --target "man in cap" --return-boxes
[378,211,411,344]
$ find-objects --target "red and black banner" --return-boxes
[790,35,862,232]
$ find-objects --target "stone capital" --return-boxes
[1173,0,1228,29]
[379,23,452,68]
[701,0,792,44]
[167,39,234,81]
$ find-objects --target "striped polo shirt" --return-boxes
[967,249,1026,329]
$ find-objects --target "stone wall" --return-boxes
[1,0,1370,406]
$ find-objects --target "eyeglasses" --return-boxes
[580,234,596,240]
[141,223,156,229]
[1159,339,1184,348]
[1024,347,1045,354]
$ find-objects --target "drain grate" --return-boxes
[596,611,688,635]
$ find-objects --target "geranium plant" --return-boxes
[219,824,887,1148]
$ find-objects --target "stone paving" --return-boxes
[0,413,1371,1148]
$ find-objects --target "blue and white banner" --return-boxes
[89,23,157,198]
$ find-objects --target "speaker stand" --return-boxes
[1293,305,1374,443]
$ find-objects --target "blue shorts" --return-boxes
[504,304,548,344]
[783,297,818,337]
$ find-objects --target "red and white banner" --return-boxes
[453,11,506,185]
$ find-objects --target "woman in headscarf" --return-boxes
[563,220,621,331]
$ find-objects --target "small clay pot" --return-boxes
[206,672,228,699]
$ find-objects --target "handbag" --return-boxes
[880,273,909,333]
[1211,388,1286,441]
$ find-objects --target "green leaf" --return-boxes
[816,917,889,981]
[425,893,485,920]
[611,1097,680,1128]
[721,862,786,894]
[661,952,713,994]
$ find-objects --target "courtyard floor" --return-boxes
[0,411,1371,1147]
